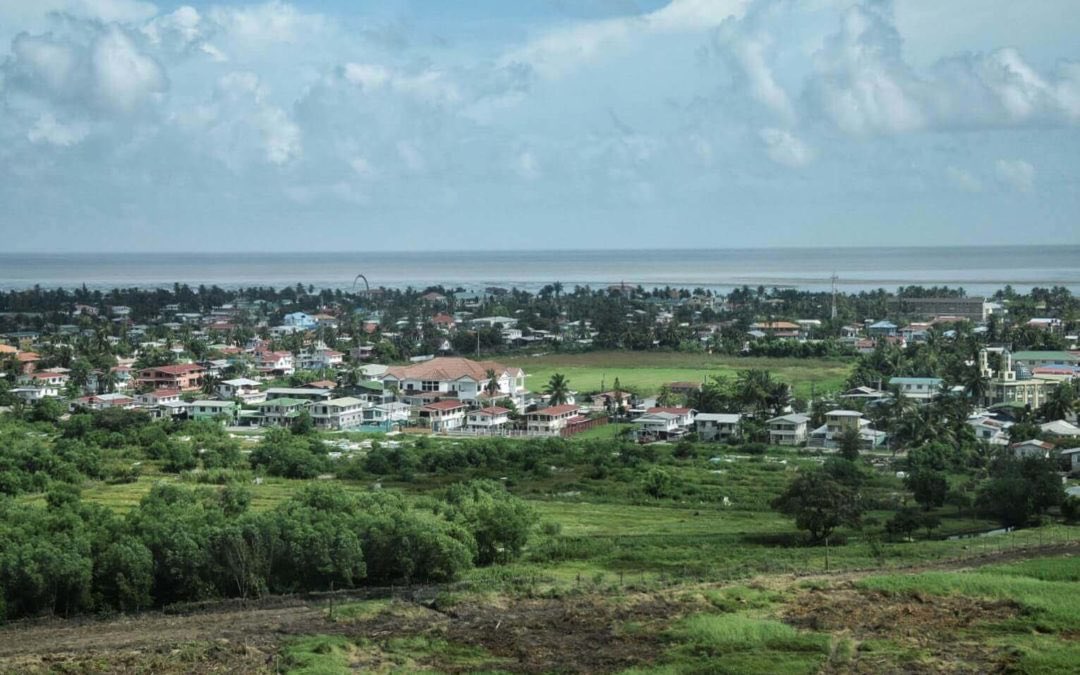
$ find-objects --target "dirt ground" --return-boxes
[0,544,1073,674]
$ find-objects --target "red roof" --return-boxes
[422,400,468,411]
[647,407,694,415]
[140,364,204,375]
[305,380,337,389]
[533,404,579,417]
[16,352,41,362]
[147,389,181,398]
[432,313,455,325]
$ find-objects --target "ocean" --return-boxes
[0,246,1077,295]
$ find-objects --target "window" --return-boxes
[422,380,439,392]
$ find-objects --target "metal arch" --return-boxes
[352,274,370,294]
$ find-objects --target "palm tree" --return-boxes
[1038,382,1076,422]
[484,368,500,397]
[545,373,571,406]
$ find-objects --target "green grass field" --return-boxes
[502,351,853,399]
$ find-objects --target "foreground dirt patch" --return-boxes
[785,584,1020,674]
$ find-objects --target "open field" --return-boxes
[1,547,1075,674]
[502,351,854,399]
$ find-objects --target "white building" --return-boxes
[381,357,526,408]
[310,397,367,430]
[525,404,582,435]
[419,400,468,431]
[695,413,742,442]
[216,378,266,403]
[767,414,810,446]
[467,406,511,431]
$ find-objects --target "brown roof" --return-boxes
[0,345,17,354]
[473,406,511,416]
[384,357,521,382]
[422,400,468,411]
[147,389,181,398]
[140,364,204,375]
[305,380,337,389]
[752,321,800,330]
[647,406,694,415]
[16,352,41,362]
[532,404,579,417]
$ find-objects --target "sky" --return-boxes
[0,0,1078,252]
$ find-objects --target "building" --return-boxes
[809,410,887,449]
[381,357,526,407]
[979,348,1052,409]
[967,416,1012,446]
[190,400,239,423]
[525,404,582,435]
[1009,439,1054,459]
[265,388,333,402]
[137,364,204,392]
[419,400,468,431]
[363,402,411,428]
[136,389,182,406]
[467,406,512,432]
[749,321,801,339]
[283,312,317,330]
[1010,351,1080,369]
[695,413,742,442]
[257,398,310,427]
[1040,420,1080,439]
[889,377,944,401]
[310,397,366,430]
[1060,448,1080,473]
[255,351,295,376]
[867,321,898,337]
[70,393,135,411]
[767,413,810,446]
[887,296,989,322]
[216,378,266,404]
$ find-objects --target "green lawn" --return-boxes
[503,351,853,399]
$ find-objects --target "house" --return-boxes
[15,351,41,374]
[750,321,801,339]
[979,348,1052,409]
[282,312,317,330]
[889,377,944,401]
[216,378,266,403]
[887,296,989,322]
[1009,439,1054,459]
[666,381,702,398]
[419,400,468,431]
[381,357,527,408]
[809,410,887,449]
[525,404,582,435]
[967,416,1012,446]
[867,321,898,337]
[363,402,411,428]
[767,413,810,446]
[1060,448,1080,472]
[467,406,511,432]
[10,386,58,402]
[634,411,684,440]
[839,386,888,401]
[1040,420,1080,439]
[265,387,333,402]
[695,413,742,442]
[190,400,239,423]
[310,397,366,430]
[255,350,295,376]
[645,407,696,429]
[304,379,338,391]
[19,371,69,389]
[257,398,310,427]
[298,347,344,371]
[70,393,136,411]
[137,364,204,392]
[1010,351,1080,369]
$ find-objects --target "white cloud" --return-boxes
[759,128,813,167]
[504,0,748,78]
[26,112,89,146]
[515,150,540,180]
[342,62,461,106]
[728,32,796,123]
[91,28,167,113]
[0,0,157,25]
[396,139,425,172]
[995,159,1034,192]
[207,1,326,49]
[946,166,982,192]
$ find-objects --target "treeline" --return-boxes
[0,479,534,622]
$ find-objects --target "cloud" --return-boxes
[0,0,158,25]
[342,62,461,106]
[946,166,982,192]
[26,112,89,146]
[995,159,1034,192]
[4,26,167,115]
[759,128,813,167]
[514,150,540,180]
[503,0,748,78]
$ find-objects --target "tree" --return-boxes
[642,467,674,499]
[837,427,862,461]
[443,480,537,565]
[484,368,500,397]
[905,469,949,511]
[771,470,863,543]
[976,457,1063,527]
[885,508,921,541]
[545,373,571,406]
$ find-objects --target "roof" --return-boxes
[260,397,309,407]
[532,404,579,416]
[696,413,742,423]
[1040,420,1080,436]
[472,406,511,416]
[1011,351,1080,363]
[305,380,337,389]
[1010,439,1054,450]
[646,406,695,415]
[140,364,204,375]
[221,378,261,386]
[889,377,943,385]
[422,400,468,411]
[751,321,800,330]
[266,388,331,396]
[321,397,364,408]
[16,352,41,362]
[768,413,810,425]
[192,400,235,407]
[383,357,522,382]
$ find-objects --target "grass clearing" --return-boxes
[503,350,853,398]
[663,614,830,674]
[280,635,355,675]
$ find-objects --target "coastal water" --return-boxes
[0,246,1077,295]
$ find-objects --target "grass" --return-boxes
[280,635,355,675]
[502,350,853,399]
[653,614,830,674]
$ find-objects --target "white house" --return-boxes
[310,397,367,430]
[255,350,295,376]
[695,413,742,442]
[767,414,810,446]
[1060,447,1080,472]
[216,378,266,404]
[525,404,582,435]
[1010,439,1054,459]
[381,357,526,407]
[363,402,411,427]
[10,386,58,401]
[467,406,512,432]
[257,398,310,427]
[889,377,944,401]
[419,400,468,431]
[967,416,1012,446]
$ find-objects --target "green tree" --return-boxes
[771,470,863,543]
[905,469,949,511]
[837,427,862,462]
[443,480,537,565]
[544,373,571,406]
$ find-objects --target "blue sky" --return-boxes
[0,0,1077,252]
